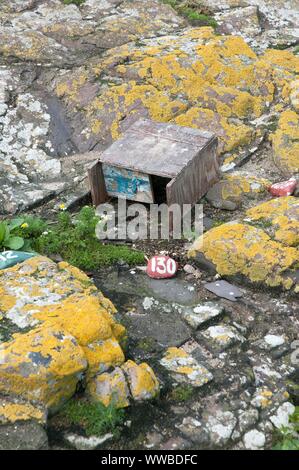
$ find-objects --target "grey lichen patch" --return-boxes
[182,302,224,329]
[254,334,285,351]
[243,429,266,450]
[0,69,63,214]
[160,347,213,388]
[205,410,237,446]
[198,324,246,352]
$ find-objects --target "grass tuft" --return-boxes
[60,398,125,437]
[63,0,85,6]
[33,206,144,270]
[162,0,218,28]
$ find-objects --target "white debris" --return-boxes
[270,402,296,429]
[264,334,285,348]
[206,411,237,445]
[65,433,113,450]
[243,430,266,450]
[142,297,155,311]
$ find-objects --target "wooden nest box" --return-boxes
[88,119,219,207]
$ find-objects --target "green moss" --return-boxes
[162,0,178,7]
[63,0,85,6]
[287,380,299,392]
[211,219,226,228]
[184,10,218,27]
[59,398,125,437]
[162,0,217,28]
[271,44,291,51]
[33,206,144,270]
[168,384,194,402]
[266,121,279,133]
[252,219,273,230]
[137,337,157,353]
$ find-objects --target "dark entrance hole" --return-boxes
[150,175,172,204]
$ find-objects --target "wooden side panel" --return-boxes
[102,164,154,204]
[166,137,219,207]
[88,160,108,207]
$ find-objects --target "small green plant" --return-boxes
[13,216,47,242]
[137,337,156,353]
[63,0,85,6]
[0,218,28,251]
[60,398,125,437]
[272,44,290,51]
[272,406,299,450]
[169,384,194,402]
[34,206,144,270]
[162,0,178,7]
[1,207,144,269]
[162,0,218,28]
[181,9,218,27]
[0,216,47,252]
[210,218,226,228]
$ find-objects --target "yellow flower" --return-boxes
[59,203,66,211]
[21,223,29,229]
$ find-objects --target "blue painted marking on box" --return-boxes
[102,164,154,203]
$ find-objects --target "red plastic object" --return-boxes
[146,256,178,279]
[269,178,297,197]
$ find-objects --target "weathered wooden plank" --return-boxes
[166,137,219,206]
[88,161,107,207]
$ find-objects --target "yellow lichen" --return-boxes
[260,49,299,97]
[55,71,89,104]
[270,110,299,174]
[219,173,270,201]
[0,326,87,410]
[163,347,188,360]
[54,28,280,160]
[122,360,159,401]
[174,107,253,153]
[87,81,187,141]
[83,338,125,377]
[176,366,195,375]
[189,222,298,289]
[33,295,115,346]
[58,261,92,284]
[87,368,130,408]
[246,197,299,246]
[0,256,159,412]
[289,79,299,111]
[0,400,46,425]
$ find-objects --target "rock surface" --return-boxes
[0,256,159,447]
[0,421,48,450]
[0,0,298,452]
[0,1,299,213]
[92,265,298,450]
[189,197,299,292]
[160,347,214,387]
[0,326,88,411]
